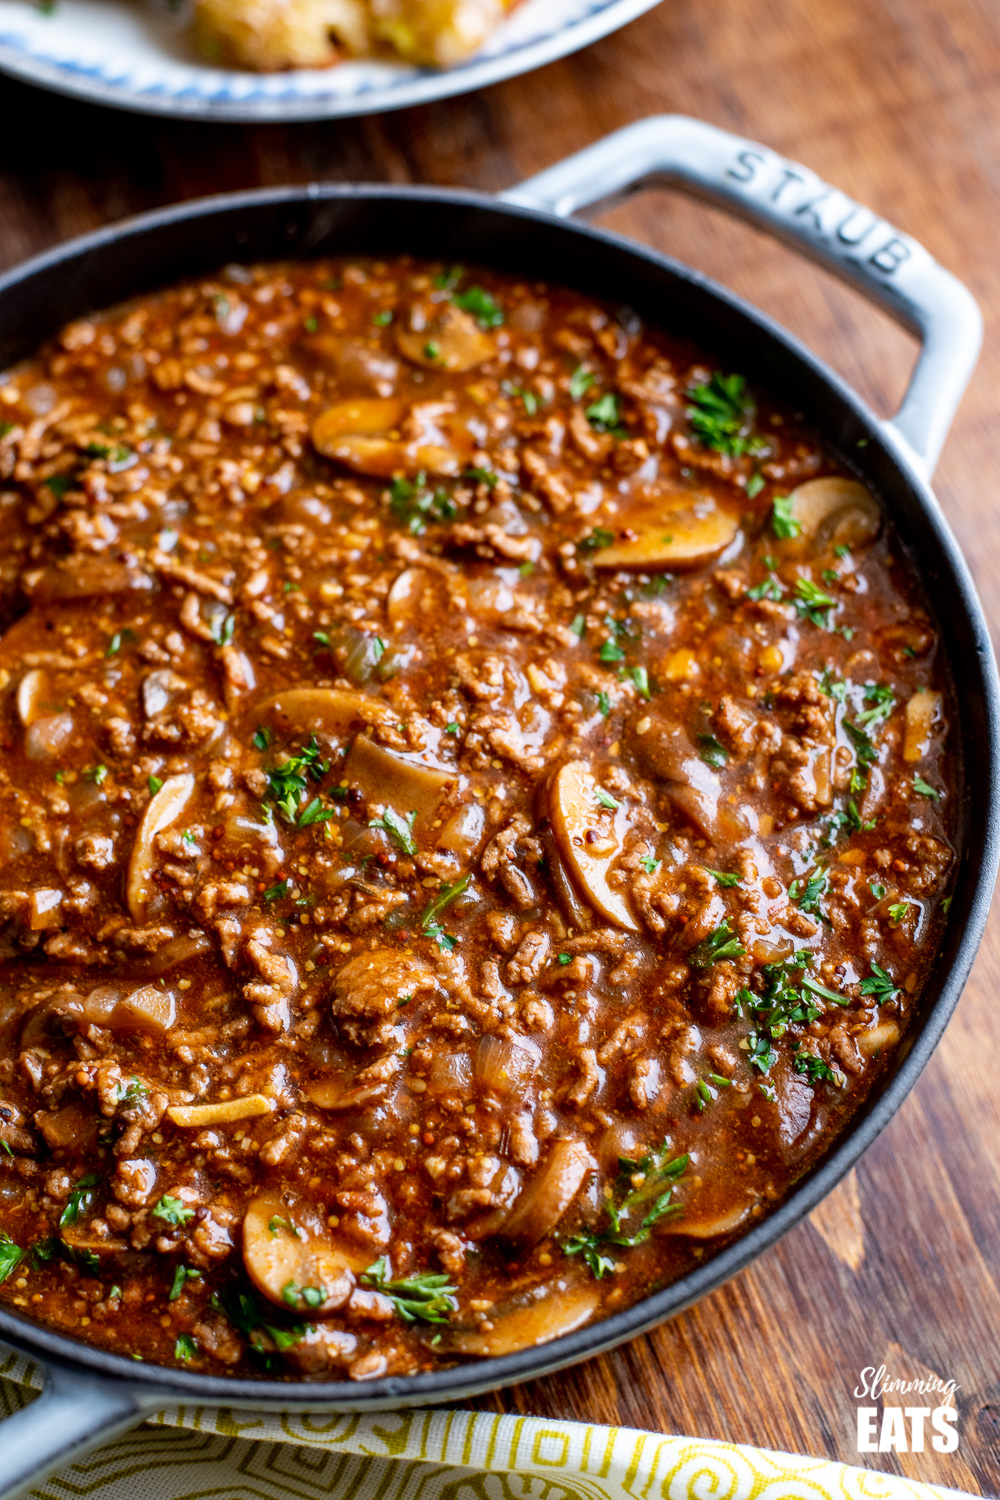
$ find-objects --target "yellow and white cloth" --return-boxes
[0,1342,969,1500]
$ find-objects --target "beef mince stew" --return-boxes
[0,257,953,1380]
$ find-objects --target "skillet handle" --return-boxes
[0,1354,154,1500]
[500,115,981,479]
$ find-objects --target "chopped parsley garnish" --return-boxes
[466,465,498,488]
[888,901,913,925]
[43,473,74,496]
[420,874,470,933]
[596,690,611,718]
[264,738,330,826]
[913,775,941,800]
[360,1257,458,1323]
[578,527,615,554]
[747,1031,777,1073]
[369,806,418,856]
[794,577,836,628]
[298,798,337,827]
[789,869,827,917]
[697,733,728,770]
[705,868,741,888]
[253,726,272,751]
[859,961,901,1003]
[771,494,801,539]
[0,1233,24,1284]
[599,638,625,663]
[151,1195,195,1227]
[174,1334,198,1362]
[389,472,457,535]
[563,1145,687,1278]
[794,1051,839,1085]
[209,612,236,647]
[585,392,625,434]
[501,381,540,414]
[452,285,504,329]
[686,372,761,458]
[690,921,745,967]
[148,775,163,795]
[746,471,765,499]
[819,668,850,706]
[870,881,886,900]
[747,574,784,602]
[372,309,393,326]
[858,683,895,729]
[169,1265,202,1301]
[84,764,108,785]
[211,1287,310,1367]
[569,613,586,637]
[59,1173,100,1227]
[557,952,573,965]
[263,880,290,902]
[445,721,460,734]
[569,365,595,400]
[594,788,619,811]
[282,1279,326,1311]
[640,856,661,875]
[629,665,651,700]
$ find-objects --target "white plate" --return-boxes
[0,0,660,120]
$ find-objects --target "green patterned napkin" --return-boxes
[0,1341,967,1500]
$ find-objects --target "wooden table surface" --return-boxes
[2,0,1000,1489]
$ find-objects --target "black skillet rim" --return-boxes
[0,183,996,1408]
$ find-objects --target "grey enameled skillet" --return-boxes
[0,114,995,1500]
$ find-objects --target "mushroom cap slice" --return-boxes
[590,490,740,572]
[549,760,639,931]
[497,1138,595,1250]
[396,302,495,373]
[446,1284,600,1357]
[243,1189,363,1316]
[785,476,881,553]
[259,686,399,739]
[127,774,195,921]
[660,1197,754,1240]
[344,733,457,828]
[16,668,47,728]
[903,687,941,763]
[311,397,406,451]
[311,396,462,479]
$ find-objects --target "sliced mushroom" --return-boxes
[661,1197,754,1239]
[497,1138,594,1249]
[344,734,456,827]
[436,799,487,856]
[259,686,399,739]
[629,718,747,842]
[243,1189,362,1316]
[903,687,941,762]
[857,1018,902,1056]
[126,773,195,921]
[447,1284,600,1357]
[590,489,740,572]
[61,1225,128,1256]
[784,476,881,553]
[25,712,75,760]
[305,1054,400,1111]
[311,396,463,479]
[549,760,639,931]
[166,1094,274,1127]
[16,668,47,728]
[396,301,495,372]
[386,567,448,627]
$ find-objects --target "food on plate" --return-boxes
[190,0,523,71]
[0,256,954,1379]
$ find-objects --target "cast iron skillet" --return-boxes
[0,114,996,1500]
